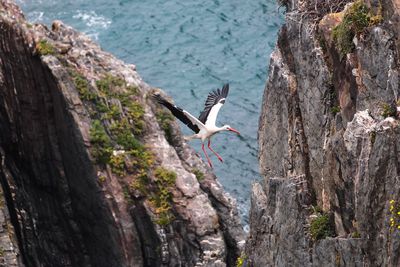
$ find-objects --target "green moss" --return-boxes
[0,247,4,257]
[310,213,335,241]
[36,40,55,56]
[332,0,381,59]
[150,167,177,225]
[156,109,174,142]
[381,102,396,118]
[236,252,247,267]
[192,168,204,181]
[89,120,112,164]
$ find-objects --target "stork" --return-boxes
[153,83,240,168]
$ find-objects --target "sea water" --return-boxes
[17,0,283,230]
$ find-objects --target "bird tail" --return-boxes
[184,135,196,141]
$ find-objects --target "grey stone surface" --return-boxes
[249,0,400,266]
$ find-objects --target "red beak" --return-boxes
[228,127,240,135]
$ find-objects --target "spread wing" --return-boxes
[152,94,205,133]
[198,83,229,127]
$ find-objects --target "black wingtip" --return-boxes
[151,93,167,105]
[222,83,229,97]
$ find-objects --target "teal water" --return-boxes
[17,0,283,228]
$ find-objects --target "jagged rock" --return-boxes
[0,1,244,266]
[249,0,400,266]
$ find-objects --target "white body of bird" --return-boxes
[153,84,240,167]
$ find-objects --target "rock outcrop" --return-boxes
[248,0,400,266]
[0,1,244,266]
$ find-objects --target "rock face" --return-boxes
[0,1,244,266]
[248,0,400,266]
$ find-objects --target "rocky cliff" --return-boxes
[0,1,245,266]
[247,0,400,266]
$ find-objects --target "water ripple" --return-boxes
[18,0,284,227]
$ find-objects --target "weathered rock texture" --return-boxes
[248,0,400,266]
[0,1,244,266]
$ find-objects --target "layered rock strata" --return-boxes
[248,0,400,266]
[0,1,244,266]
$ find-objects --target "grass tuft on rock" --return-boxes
[310,212,335,241]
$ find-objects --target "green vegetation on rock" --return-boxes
[110,118,141,150]
[36,40,55,56]
[236,252,247,267]
[150,167,177,225]
[76,72,177,225]
[96,74,125,96]
[102,103,121,120]
[89,120,112,164]
[381,102,397,118]
[109,153,126,177]
[70,70,96,101]
[330,106,341,115]
[192,168,204,181]
[310,211,335,241]
[332,0,382,59]
[126,101,145,136]
[351,231,361,238]
[156,109,175,143]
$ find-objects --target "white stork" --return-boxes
[153,83,240,168]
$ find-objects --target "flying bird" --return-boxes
[153,83,240,168]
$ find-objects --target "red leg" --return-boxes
[202,143,213,168]
[208,139,223,163]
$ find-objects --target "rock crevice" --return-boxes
[249,0,400,266]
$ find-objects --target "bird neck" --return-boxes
[216,126,227,132]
